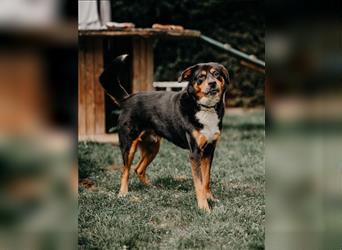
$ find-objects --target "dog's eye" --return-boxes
[213,71,220,78]
[197,75,205,84]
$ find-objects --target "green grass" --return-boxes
[78,111,265,249]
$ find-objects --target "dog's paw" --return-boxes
[137,175,151,186]
[117,191,128,198]
[135,171,151,186]
[200,205,211,213]
[207,193,220,202]
[198,200,211,213]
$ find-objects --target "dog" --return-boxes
[99,54,229,212]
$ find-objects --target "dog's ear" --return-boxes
[219,65,230,85]
[178,64,198,82]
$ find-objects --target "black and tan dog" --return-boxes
[99,54,229,212]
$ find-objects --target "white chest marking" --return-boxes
[195,109,220,142]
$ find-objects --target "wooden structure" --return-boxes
[78,28,200,141]
[153,81,187,91]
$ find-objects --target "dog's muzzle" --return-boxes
[205,86,219,96]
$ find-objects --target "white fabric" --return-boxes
[78,0,111,30]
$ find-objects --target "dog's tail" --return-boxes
[99,54,130,105]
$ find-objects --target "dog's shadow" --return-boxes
[130,176,192,192]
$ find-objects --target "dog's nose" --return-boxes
[208,81,217,88]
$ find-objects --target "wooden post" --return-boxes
[132,37,154,93]
[79,35,154,139]
[93,38,105,134]
[78,39,86,136]
[84,39,95,136]
[78,37,105,137]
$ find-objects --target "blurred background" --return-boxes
[0,0,77,249]
[267,1,342,250]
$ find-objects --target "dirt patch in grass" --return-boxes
[106,164,123,172]
[79,178,96,191]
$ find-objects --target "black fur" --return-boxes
[99,54,129,105]
[99,54,229,210]
[100,60,227,149]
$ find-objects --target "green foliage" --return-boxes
[111,0,265,107]
[78,112,265,249]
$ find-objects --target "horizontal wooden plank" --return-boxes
[79,28,201,38]
[78,133,119,144]
[153,82,187,88]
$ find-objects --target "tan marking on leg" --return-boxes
[190,157,210,212]
[200,155,218,201]
[134,134,161,185]
[201,156,211,199]
[118,132,145,197]
[192,130,208,150]
[213,131,221,142]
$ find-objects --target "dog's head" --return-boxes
[178,63,229,107]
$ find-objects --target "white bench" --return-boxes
[153,81,187,91]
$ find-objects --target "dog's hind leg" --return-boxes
[134,133,161,185]
[118,131,145,197]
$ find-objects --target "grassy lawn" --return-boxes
[78,111,265,249]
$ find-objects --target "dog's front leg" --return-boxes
[201,144,219,202]
[189,151,210,212]
[186,133,210,212]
